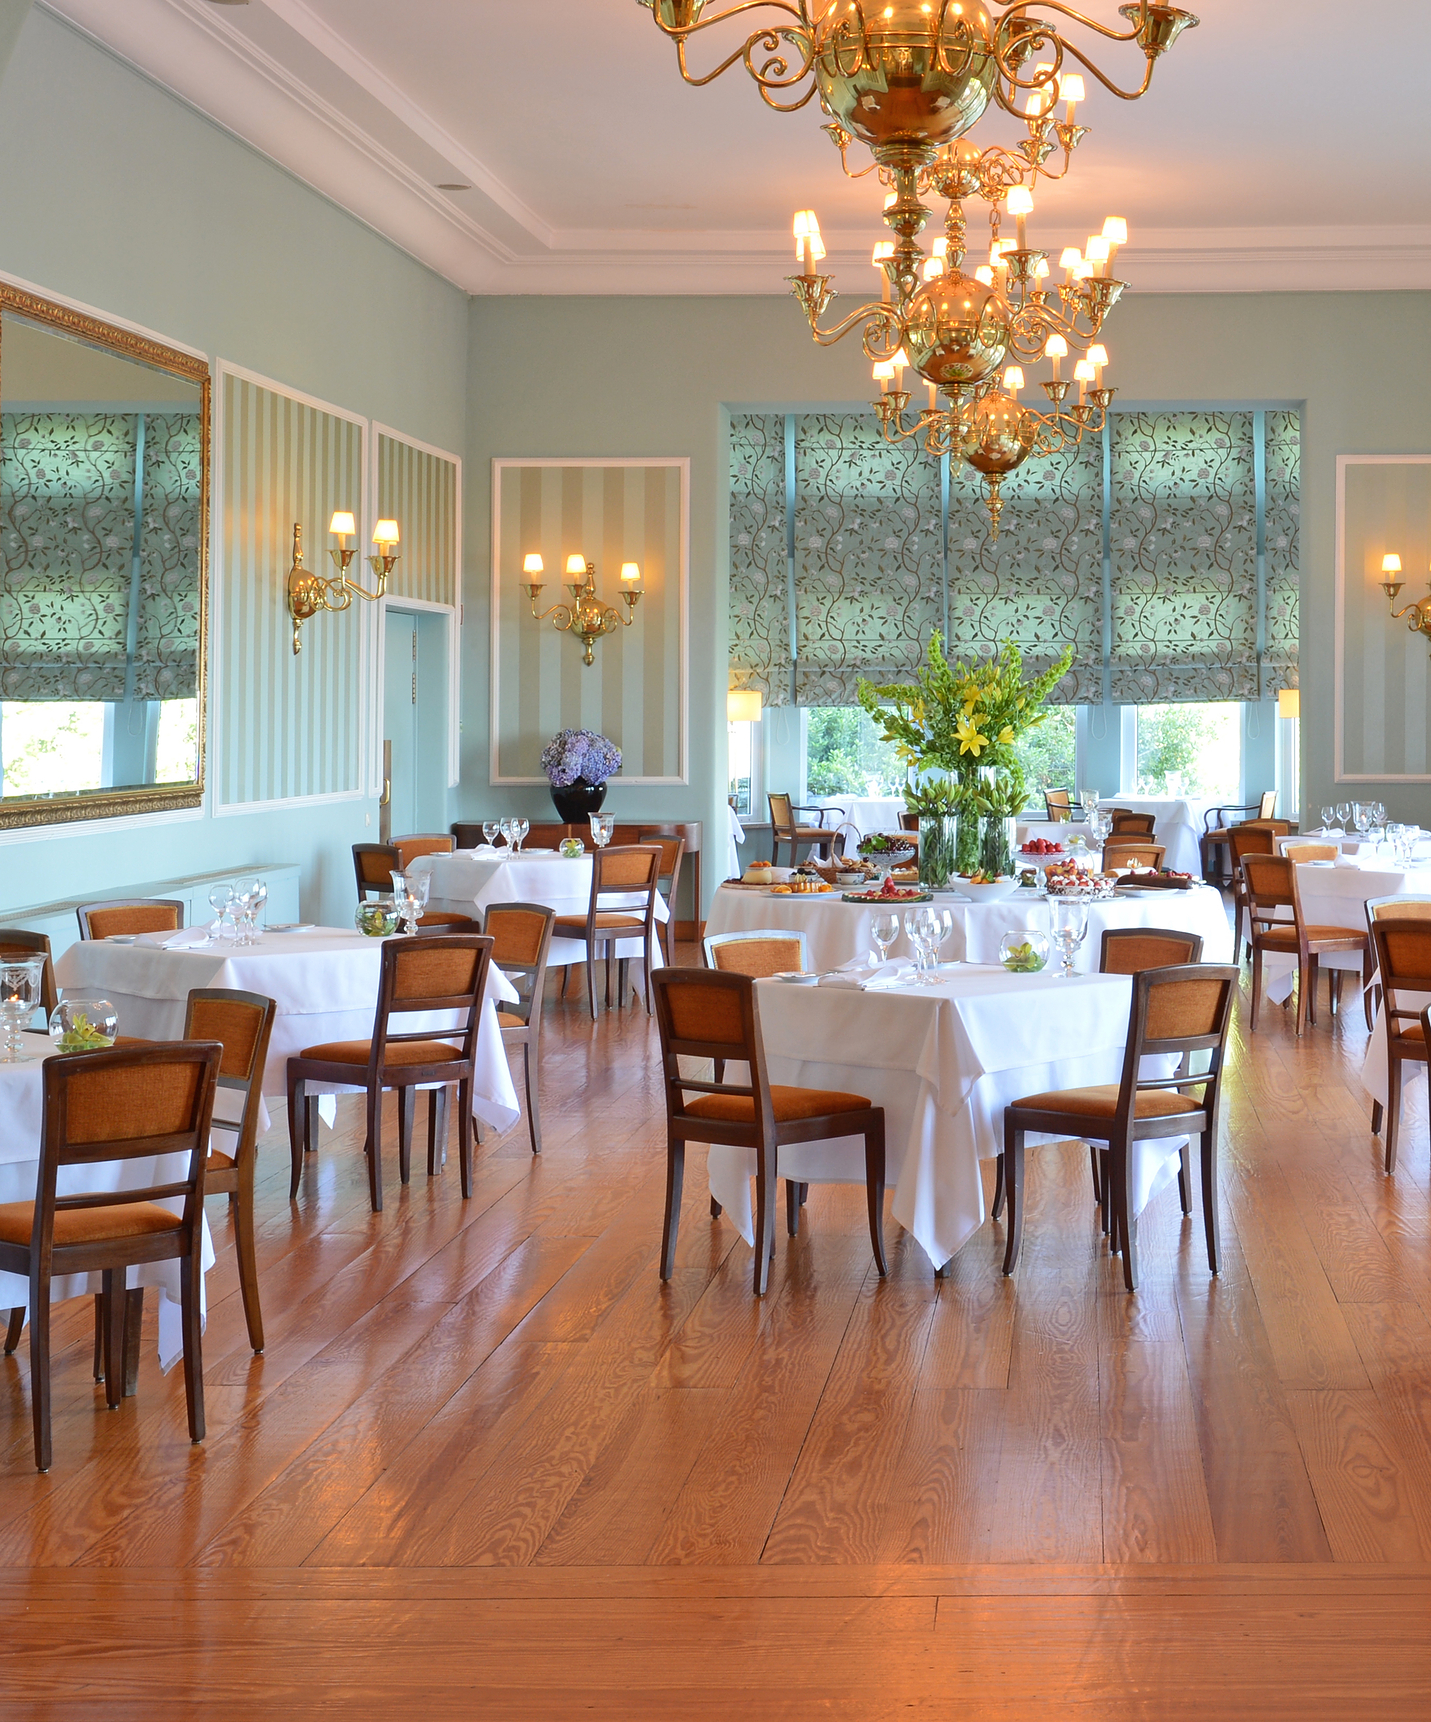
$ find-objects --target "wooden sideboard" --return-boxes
[451,820,705,937]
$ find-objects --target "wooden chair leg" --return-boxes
[1371,1098,1384,1135]
[660,1138,684,1280]
[1088,1142,1102,1205]
[427,1086,450,1176]
[179,1252,205,1445]
[1249,944,1263,1032]
[1177,1143,1192,1216]
[101,1269,124,1410]
[865,1120,887,1277]
[1385,1056,1403,1175]
[786,1179,800,1237]
[92,1290,104,1382]
[618,956,629,1005]
[1200,1127,1221,1275]
[991,1150,1006,1220]
[29,1269,51,1472]
[1330,968,1343,1014]
[753,1148,776,1296]
[1100,1145,1113,1241]
[586,942,599,1019]
[604,945,614,1009]
[365,1081,384,1212]
[1364,977,1378,1033]
[523,1044,542,1154]
[397,1087,415,1185]
[456,1080,474,1198]
[123,1287,144,1395]
[709,1194,722,1219]
[234,1160,264,1353]
[1000,1119,1025,1274]
[287,1072,307,1199]
[3,1306,23,1354]
[561,964,571,999]
[1112,1138,1138,1292]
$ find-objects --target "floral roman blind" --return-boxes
[730,408,1299,707]
[0,411,201,702]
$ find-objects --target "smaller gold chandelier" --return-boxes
[523,553,642,665]
[285,513,401,655]
[1380,552,1431,654]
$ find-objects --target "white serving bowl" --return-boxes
[954,878,1021,903]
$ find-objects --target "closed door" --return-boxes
[383,608,446,839]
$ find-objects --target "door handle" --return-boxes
[379,777,391,807]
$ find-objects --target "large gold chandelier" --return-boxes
[639,0,1197,534]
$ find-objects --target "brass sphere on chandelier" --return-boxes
[902,270,1011,388]
[813,0,996,161]
[959,389,1037,476]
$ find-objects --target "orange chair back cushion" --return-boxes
[86,905,180,939]
[710,938,802,978]
[485,910,547,967]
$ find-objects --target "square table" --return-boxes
[705,966,1185,1270]
[1260,858,1431,1007]
[53,927,522,1134]
[0,1031,215,1369]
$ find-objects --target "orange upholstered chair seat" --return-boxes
[205,1148,237,1172]
[298,1038,465,1066]
[1258,924,1361,946]
[418,910,476,927]
[496,1010,525,1029]
[0,1200,180,1247]
[685,1086,872,1125]
[552,912,644,932]
[1012,1084,1205,1120]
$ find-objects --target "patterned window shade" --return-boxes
[945,435,1103,705]
[729,408,1299,707]
[0,411,200,702]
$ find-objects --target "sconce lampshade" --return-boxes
[566,554,587,576]
[329,511,356,539]
[620,562,642,585]
[1277,688,1300,720]
[1383,553,1404,575]
[727,689,763,723]
[372,519,400,547]
[523,553,544,576]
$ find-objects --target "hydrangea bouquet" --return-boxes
[540,728,622,788]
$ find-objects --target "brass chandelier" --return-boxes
[639,0,1197,534]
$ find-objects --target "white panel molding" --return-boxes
[0,805,204,847]
[490,456,691,787]
[1334,453,1431,783]
[210,359,368,813]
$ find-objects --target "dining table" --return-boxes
[408,847,669,969]
[705,966,1185,1271]
[1257,856,1431,1010]
[53,926,522,1135]
[813,796,908,857]
[704,881,1233,975]
[0,1030,216,1370]
[1092,794,1216,876]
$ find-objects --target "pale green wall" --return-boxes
[465,291,1431,894]
[0,9,467,925]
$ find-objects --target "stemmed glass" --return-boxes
[0,960,44,1062]
[482,821,499,848]
[390,869,430,936]
[904,906,935,981]
[1336,802,1352,833]
[870,910,899,969]
[246,878,268,939]
[497,818,514,848]
[512,818,530,852]
[1319,805,1336,834]
[1080,789,1100,821]
[231,876,263,945]
[1050,897,1089,979]
[204,883,236,947]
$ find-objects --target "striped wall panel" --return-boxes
[377,433,457,608]
[219,374,364,806]
[1340,459,1431,779]
[493,461,685,783]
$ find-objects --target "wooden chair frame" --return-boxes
[286,934,494,1212]
[703,929,811,975]
[1102,840,1167,873]
[0,1041,221,1471]
[483,903,555,1155]
[554,845,663,1019]
[651,967,886,1296]
[767,793,836,867]
[1109,812,1157,837]
[1199,802,1260,884]
[1227,823,1281,961]
[0,929,58,1016]
[393,833,456,869]
[353,843,403,900]
[184,987,277,1352]
[76,899,185,941]
[999,963,1238,1292]
[637,832,687,966]
[1367,916,1431,1173]
[1244,853,1367,1035]
[1044,788,1073,822]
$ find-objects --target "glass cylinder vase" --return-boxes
[978,815,1018,878]
[918,815,959,888]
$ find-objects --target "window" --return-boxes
[1133,702,1241,800]
[804,707,903,800]
[728,717,756,817]
[154,697,199,785]
[1012,705,1077,803]
[1,701,105,796]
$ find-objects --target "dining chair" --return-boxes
[767,793,836,867]
[1102,840,1167,873]
[184,987,277,1352]
[1109,811,1157,837]
[1198,802,1259,884]
[1044,788,1073,821]
[898,812,919,832]
[1228,823,1282,960]
[0,1040,220,1471]
[636,831,687,964]
[286,934,494,1212]
[354,839,476,931]
[1366,913,1431,1168]
[1257,790,1277,819]
[703,929,810,975]
[0,929,58,1016]
[998,963,1238,1291]
[650,967,887,1295]
[552,845,663,1018]
[1362,896,1431,1055]
[1243,853,1367,1035]
[393,833,456,868]
[1284,843,1339,863]
[482,903,555,1154]
[76,898,185,940]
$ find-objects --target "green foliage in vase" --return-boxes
[971,765,1029,819]
[903,775,965,816]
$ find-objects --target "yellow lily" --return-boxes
[956,714,989,757]
[999,726,1015,745]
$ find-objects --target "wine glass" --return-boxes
[481,821,499,848]
[1336,802,1352,832]
[870,910,899,968]
[1050,897,1089,979]
[1080,788,1100,821]
[1319,805,1336,834]
[513,818,530,852]
[231,877,259,945]
[206,883,235,946]
[904,906,935,981]
[246,877,268,938]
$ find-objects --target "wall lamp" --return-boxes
[1379,551,1431,654]
[286,513,401,655]
[523,552,641,665]
[727,689,763,723]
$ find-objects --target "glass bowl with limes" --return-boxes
[49,996,119,1053]
[998,931,1050,975]
[355,898,401,937]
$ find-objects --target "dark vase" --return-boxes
[550,777,608,824]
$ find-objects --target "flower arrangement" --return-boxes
[540,728,622,788]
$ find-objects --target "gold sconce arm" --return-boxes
[287,515,399,655]
[523,557,642,666]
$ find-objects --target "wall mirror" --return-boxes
[0,285,209,829]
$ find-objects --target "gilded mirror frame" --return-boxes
[0,283,209,829]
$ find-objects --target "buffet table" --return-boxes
[706,967,1183,1270]
[705,882,1232,974]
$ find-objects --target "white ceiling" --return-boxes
[41,0,1431,295]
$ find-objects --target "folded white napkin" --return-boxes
[818,959,916,991]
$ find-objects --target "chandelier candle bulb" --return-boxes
[1045,333,1068,381]
[620,562,642,588]
[1102,215,1128,266]
[1074,358,1096,404]
[1004,366,1024,397]
[1382,553,1406,598]
[1060,73,1085,125]
[1007,186,1033,251]
[1059,246,1083,279]
[329,511,356,543]
[1086,234,1111,276]
[1088,343,1108,387]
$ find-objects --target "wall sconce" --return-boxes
[285,514,401,655]
[1379,551,1431,653]
[523,552,641,665]
[727,689,763,723]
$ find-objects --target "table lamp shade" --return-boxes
[727,690,763,723]
[1278,688,1300,720]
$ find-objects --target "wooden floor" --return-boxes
[5,937,1431,1715]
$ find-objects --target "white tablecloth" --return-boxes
[705,883,1232,975]
[814,796,906,857]
[726,805,745,882]
[1259,860,1431,1006]
[0,1031,215,1370]
[53,928,522,1134]
[409,849,667,968]
[1094,796,1216,876]
[705,969,1183,1269]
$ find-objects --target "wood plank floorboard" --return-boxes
[10,931,1431,1706]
